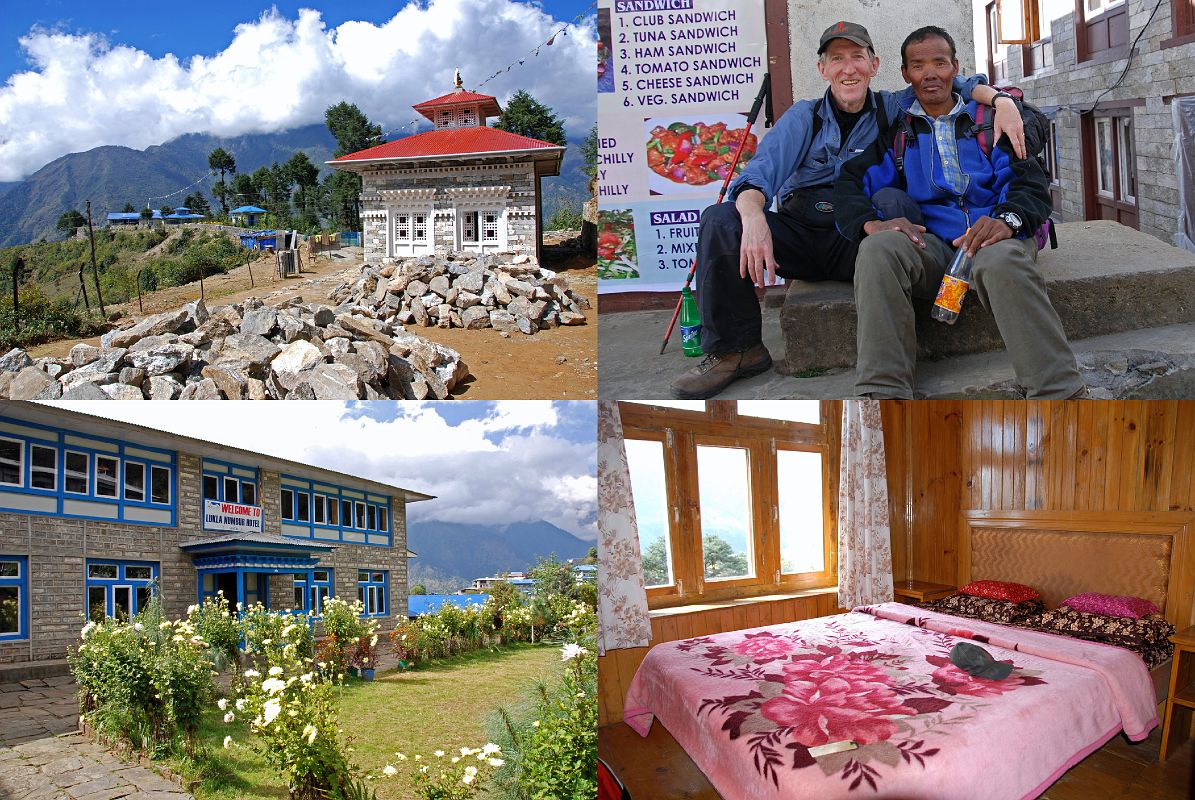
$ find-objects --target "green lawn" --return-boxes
[174,642,562,800]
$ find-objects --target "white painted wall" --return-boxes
[786,0,981,101]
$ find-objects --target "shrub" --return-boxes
[225,633,350,799]
[0,286,106,350]
[239,602,314,661]
[69,600,217,756]
[496,636,597,800]
[187,593,239,668]
[319,596,372,673]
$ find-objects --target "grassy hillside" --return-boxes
[0,227,247,349]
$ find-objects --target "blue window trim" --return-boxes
[0,555,29,641]
[201,457,261,532]
[0,415,177,527]
[279,473,392,547]
[85,559,159,620]
[357,569,388,617]
[293,569,333,616]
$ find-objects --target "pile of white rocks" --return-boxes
[0,296,469,400]
[331,251,590,336]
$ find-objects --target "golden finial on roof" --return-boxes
[454,69,463,89]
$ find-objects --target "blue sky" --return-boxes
[0,0,595,181]
[53,401,598,540]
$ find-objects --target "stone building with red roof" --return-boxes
[327,75,566,263]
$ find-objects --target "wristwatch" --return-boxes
[995,210,1023,234]
[992,91,1016,106]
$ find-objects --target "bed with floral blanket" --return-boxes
[623,603,1159,800]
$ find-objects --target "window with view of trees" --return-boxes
[621,400,839,607]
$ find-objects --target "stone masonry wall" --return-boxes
[360,160,538,264]
[0,456,409,664]
[977,0,1195,245]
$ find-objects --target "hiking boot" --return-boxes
[670,343,773,399]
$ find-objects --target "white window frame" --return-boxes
[378,507,388,532]
[124,462,146,502]
[1095,117,1114,198]
[1086,0,1124,17]
[281,488,295,521]
[314,495,326,525]
[65,450,90,495]
[94,455,120,499]
[355,501,366,530]
[394,212,412,242]
[29,444,57,491]
[150,465,171,506]
[1116,116,1136,204]
[328,497,339,526]
[482,210,500,242]
[461,211,479,244]
[0,437,23,487]
[223,476,239,503]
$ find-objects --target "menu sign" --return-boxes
[597,0,768,293]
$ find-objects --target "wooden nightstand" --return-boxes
[1160,624,1195,761]
[892,580,955,603]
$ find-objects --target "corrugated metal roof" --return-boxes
[107,212,142,220]
[179,532,336,550]
[330,127,563,163]
[412,90,501,121]
[407,594,489,616]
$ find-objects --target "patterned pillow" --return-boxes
[1061,592,1160,620]
[957,580,1041,603]
[1024,608,1176,650]
[923,594,1045,625]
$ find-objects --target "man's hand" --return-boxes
[952,215,1013,256]
[862,217,926,248]
[735,190,778,286]
[992,96,1026,160]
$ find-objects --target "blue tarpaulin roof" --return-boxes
[107,212,141,221]
[407,594,489,617]
[231,205,267,213]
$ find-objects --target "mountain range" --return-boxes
[406,519,593,593]
[0,125,590,248]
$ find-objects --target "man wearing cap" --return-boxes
[670,21,1025,400]
[834,26,1084,399]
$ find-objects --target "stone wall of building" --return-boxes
[974,0,1195,245]
[359,160,539,263]
[0,454,409,664]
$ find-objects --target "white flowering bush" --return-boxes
[186,592,239,667]
[239,601,316,662]
[389,600,495,664]
[69,600,215,755]
[224,625,350,799]
[317,596,371,674]
[383,743,505,800]
[556,600,597,641]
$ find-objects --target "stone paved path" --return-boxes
[0,677,193,800]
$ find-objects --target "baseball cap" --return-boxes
[818,21,874,54]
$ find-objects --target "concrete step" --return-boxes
[0,659,70,684]
[780,220,1195,373]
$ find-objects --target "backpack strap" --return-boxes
[874,91,889,138]
[892,113,916,174]
[810,96,825,142]
[973,103,991,157]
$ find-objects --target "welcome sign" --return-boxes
[203,500,264,534]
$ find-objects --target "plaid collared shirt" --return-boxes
[909,93,969,195]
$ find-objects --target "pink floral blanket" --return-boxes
[624,603,1158,800]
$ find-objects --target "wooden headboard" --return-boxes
[958,510,1195,629]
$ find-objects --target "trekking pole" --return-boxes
[660,72,771,355]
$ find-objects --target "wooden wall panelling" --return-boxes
[1171,404,1195,511]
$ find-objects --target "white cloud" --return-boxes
[0,0,595,181]
[45,401,597,539]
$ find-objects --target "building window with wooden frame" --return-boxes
[1164,0,1195,46]
[620,400,838,608]
[1085,108,1138,228]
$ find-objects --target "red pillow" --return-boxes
[957,580,1040,603]
[1061,592,1160,620]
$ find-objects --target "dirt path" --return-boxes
[29,243,598,399]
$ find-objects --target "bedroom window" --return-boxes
[696,444,755,581]
[625,437,675,588]
[620,400,836,607]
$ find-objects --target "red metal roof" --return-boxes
[413,89,502,121]
[331,126,564,163]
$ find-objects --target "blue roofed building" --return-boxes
[407,593,489,617]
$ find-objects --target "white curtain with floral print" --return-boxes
[597,401,652,656]
[837,399,894,609]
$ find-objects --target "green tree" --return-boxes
[702,535,748,578]
[323,102,382,231]
[529,554,578,600]
[208,147,237,214]
[56,210,86,236]
[121,202,136,213]
[230,173,258,208]
[585,546,597,564]
[581,124,598,181]
[483,580,524,613]
[494,90,566,145]
[139,207,153,225]
[548,199,583,230]
[285,152,321,229]
[641,538,668,586]
[409,583,427,596]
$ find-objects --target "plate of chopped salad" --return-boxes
[645,114,758,196]
[597,209,639,280]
